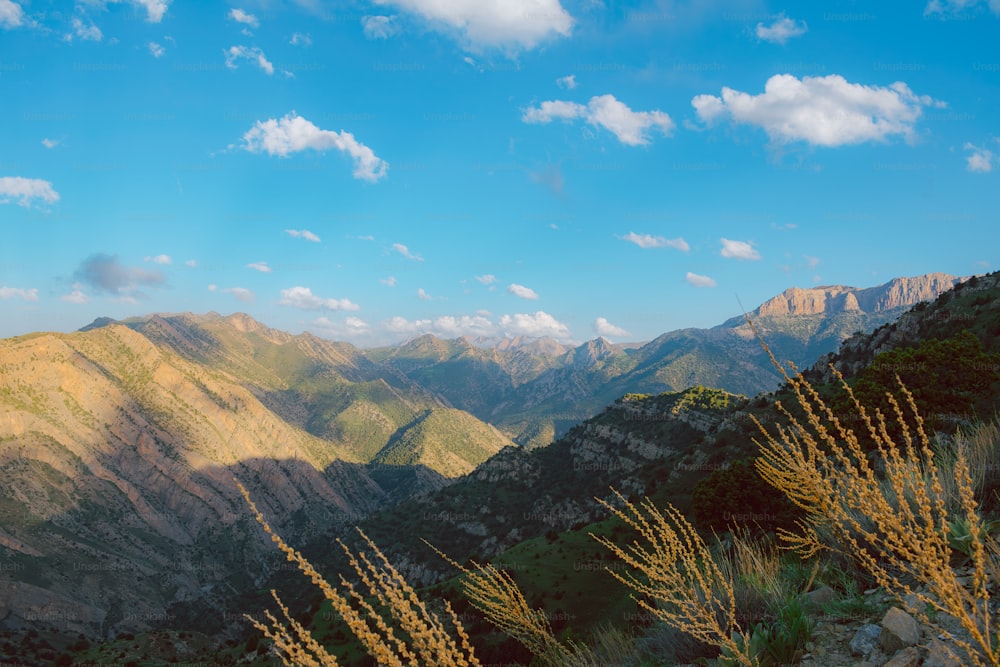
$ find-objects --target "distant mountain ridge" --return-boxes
[748,272,965,317]
[370,273,968,445]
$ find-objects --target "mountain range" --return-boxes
[369,272,968,446]
[0,271,974,662]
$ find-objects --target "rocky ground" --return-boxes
[798,585,983,667]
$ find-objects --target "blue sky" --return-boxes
[1,0,997,346]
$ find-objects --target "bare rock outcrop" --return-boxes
[754,273,966,317]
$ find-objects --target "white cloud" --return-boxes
[925,0,1000,16]
[242,112,389,182]
[804,255,821,269]
[279,286,360,311]
[222,287,255,302]
[556,74,577,89]
[225,45,276,75]
[0,0,24,28]
[72,17,103,41]
[228,8,259,28]
[0,286,38,301]
[621,232,689,251]
[344,316,369,331]
[68,0,167,24]
[686,272,717,288]
[523,94,674,146]
[0,177,59,208]
[382,310,574,342]
[246,261,271,273]
[148,41,165,57]
[41,138,59,149]
[363,15,400,39]
[290,32,312,46]
[499,311,572,340]
[417,287,433,300]
[380,276,397,286]
[61,288,89,304]
[185,259,197,267]
[475,274,497,285]
[392,243,423,261]
[145,254,171,265]
[285,229,321,242]
[132,0,169,22]
[692,74,942,147]
[755,15,807,44]
[594,317,629,338]
[525,99,585,122]
[964,142,994,172]
[508,283,539,299]
[385,314,497,339]
[310,315,371,339]
[720,238,761,260]
[378,0,573,52]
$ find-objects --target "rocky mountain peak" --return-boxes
[464,335,569,357]
[568,337,616,369]
[753,273,966,317]
[224,311,266,332]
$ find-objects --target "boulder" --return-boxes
[883,646,921,667]
[800,584,838,609]
[850,623,882,657]
[922,638,965,667]
[880,607,921,653]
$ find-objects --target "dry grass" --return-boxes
[717,526,795,627]
[238,481,481,667]
[426,541,594,666]
[590,488,757,666]
[748,331,999,665]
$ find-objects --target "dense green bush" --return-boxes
[691,459,799,532]
[841,330,1000,442]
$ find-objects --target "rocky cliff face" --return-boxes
[754,273,966,317]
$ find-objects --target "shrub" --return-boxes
[238,481,480,667]
[751,340,1000,665]
[691,459,799,532]
[590,489,756,666]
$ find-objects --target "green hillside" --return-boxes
[372,407,516,477]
